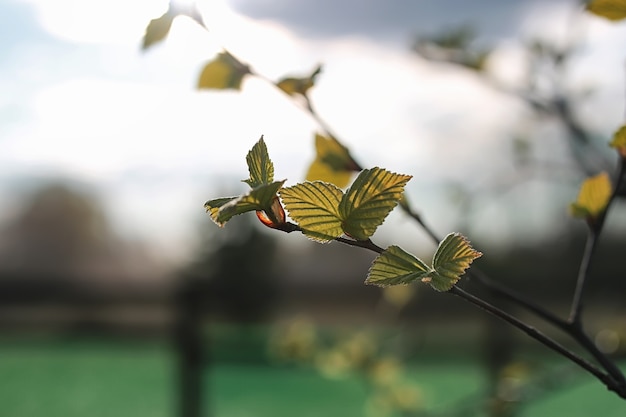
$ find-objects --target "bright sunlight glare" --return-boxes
[18,0,169,44]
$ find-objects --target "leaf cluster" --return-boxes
[205,137,482,292]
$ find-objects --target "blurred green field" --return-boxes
[0,336,625,417]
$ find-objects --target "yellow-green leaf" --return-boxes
[306,159,354,189]
[339,168,412,241]
[142,12,175,50]
[205,180,285,226]
[610,125,626,157]
[365,245,431,287]
[279,181,344,242]
[305,133,361,188]
[586,0,626,21]
[276,65,322,97]
[204,196,237,224]
[244,136,274,188]
[428,233,482,292]
[198,51,251,90]
[569,172,612,219]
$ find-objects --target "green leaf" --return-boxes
[197,51,251,90]
[276,65,322,97]
[428,233,482,292]
[142,12,175,50]
[205,180,285,226]
[569,172,612,219]
[610,125,626,157]
[586,0,626,21]
[280,181,344,242]
[204,196,238,224]
[339,168,412,241]
[365,245,431,287]
[244,136,274,188]
[305,133,361,188]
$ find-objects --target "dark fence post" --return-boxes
[174,278,210,417]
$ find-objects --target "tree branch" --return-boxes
[449,286,626,398]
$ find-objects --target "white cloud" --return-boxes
[17,0,169,45]
[4,0,626,261]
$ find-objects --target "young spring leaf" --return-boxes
[142,12,175,50]
[569,172,612,220]
[198,51,251,90]
[586,0,626,21]
[610,125,626,157]
[306,133,361,188]
[204,196,238,224]
[276,65,322,97]
[205,180,285,226]
[279,181,344,242]
[365,245,431,287]
[339,168,412,241]
[142,2,206,51]
[244,136,274,188]
[427,233,482,292]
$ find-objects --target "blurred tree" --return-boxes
[0,182,115,280]
[180,214,281,322]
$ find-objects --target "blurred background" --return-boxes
[1,0,626,416]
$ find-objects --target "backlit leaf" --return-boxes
[586,0,626,21]
[610,125,626,157]
[365,245,431,287]
[198,51,251,90]
[429,233,482,292]
[306,159,354,189]
[305,133,361,188]
[244,136,274,188]
[204,196,237,224]
[277,65,322,97]
[205,180,285,226]
[339,168,412,241]
[280,181,344,242]
[569,172,612,219]
[142,12,174,50]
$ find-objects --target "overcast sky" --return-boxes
[1,0,624,264]
[231,0,554,42]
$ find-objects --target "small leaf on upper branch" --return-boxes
[198,51,251,90]
[306,133,361,188]
[244,136,274,188]
[339,168,412,241]
[279,181,344,242]
[205,180,285,226]
[142,12,175,50]
[429,233,482,292]
[277,65,322,97]
[569,172,612,220]
[366,245,431,287]
[586,0,626,21]
[610,125,626,157]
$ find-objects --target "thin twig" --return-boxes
[568,229,597,324]
[399,203,568,329]
[449,286,625,398]
[569,156,625,324]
